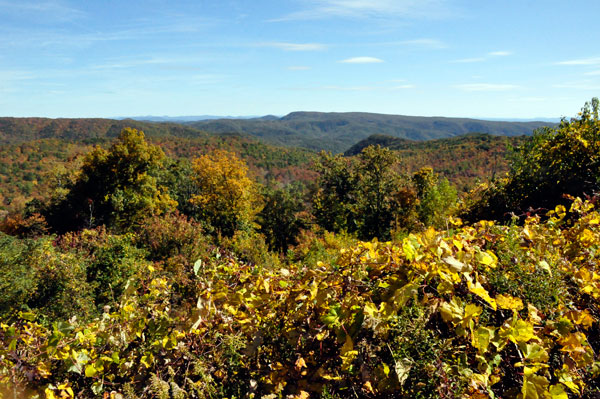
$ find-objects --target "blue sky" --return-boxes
[1,0,600,119]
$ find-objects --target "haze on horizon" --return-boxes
[1,0,599,120]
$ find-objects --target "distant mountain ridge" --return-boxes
[0,112,555,153]
[188,111,555,152]
[116,115,270,122]
[0,117,210,144]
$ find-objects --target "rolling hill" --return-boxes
[189,111,553,152]
[0,117,210,144]
[345,133,529,190]
[1,113,552,153]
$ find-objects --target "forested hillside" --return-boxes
[0,135,316,213]
[0,118,211,145]
[1,100,599,398]
[190,112,552,153]
[346,133,529,190]
[0,113,551,154]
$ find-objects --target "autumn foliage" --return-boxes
[2,100,600,398]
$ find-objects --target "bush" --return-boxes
[0,233,94,322]
[58,227,148,311]
[462,98,600,222]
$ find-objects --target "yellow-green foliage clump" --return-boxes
[2,197,600,398]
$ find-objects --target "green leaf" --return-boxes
[19,311,36,321]
[322,304,343,327]
[472,326,495,354]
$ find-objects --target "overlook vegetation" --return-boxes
[0,100,599,398]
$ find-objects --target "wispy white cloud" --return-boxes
[257,42,326,51]
[584,70,600,76]
[0,15,212,50]
[451,51,512,64]
[321,85,377,91]
[339,56,384,64]
[0,0,85,21]
[399,38,446,49]
[454,83,520,92]
[273,0,451,21]
[507,97,549,103]
[489,51,511,57]
[287,66,311,70]
[189,74,226,85]
[553,81,600,90]
[451,57,485,63]
[0,70,37,81]
[284,82,414,91]
[556,57,600,66]
[91,58,172,70]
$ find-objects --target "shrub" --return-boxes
[462,98,600,222]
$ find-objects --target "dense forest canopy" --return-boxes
[1,99,600,398]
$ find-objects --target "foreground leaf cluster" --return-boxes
[2,196,600,398]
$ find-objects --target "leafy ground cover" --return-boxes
[2,196,600,398]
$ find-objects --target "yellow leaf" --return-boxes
[523,226,535,240]
[538,261,552,276]
[140,353,154,368]
[472,326,495,354]
[295,357,307,371]
[341,334,353,354]
[496,294,524,311]
[364,302,379,317]
[559,332,587,354]
[85,364,98,378]
[564,309,594,328]
[549,384,568,399]
[467,279,497,311]
[296,391,310,399]
[522,373,549,399]
[442,256,468,273]
[363,381,375,394]
[579,229,595,247]
[509,319,535,344]
[521,343,549,364]
[45,388,58,399]
[477,251,498,267]
[556,365,580,394]
[37,362,52,377]
[554,205,567,220]
[440,297,464,324]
